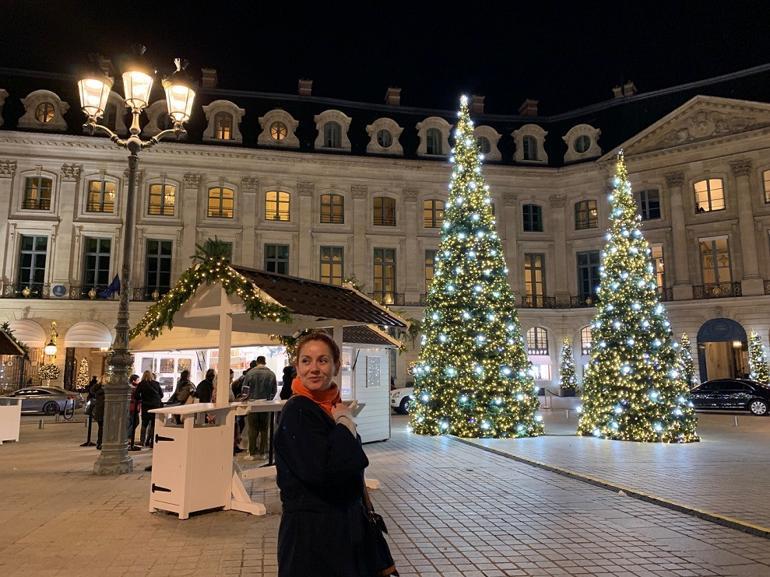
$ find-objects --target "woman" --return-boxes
[196,368,216,403]
[172,370,196,404]
[136,370,163,447]
[274,331,372,577]
[91,374,106,450]
[279,365,296,400]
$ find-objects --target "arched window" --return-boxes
[522,204,543,232]
[270,121,288,141]
[376,129,392,148]
[422,199,445,228]
[148,181,176,216]
[580,326,592,355]
[22,176,53,210]
[523,135,538,161]
[35,102,55,123]
[426,128,443,155]
[265,191,291,221]
[477,136,491,154]
[694,178,725,213]
[207,187,234,218]
[323,122,342,148]
[320,193,344,224]
[526,327,549,355]
[214,112,233,140]
[373,197,396,226]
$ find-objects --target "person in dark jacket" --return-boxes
[172,370,196,404]
[136,370,163,447]
[196,368,215,403]
[91,374,107,450]
[127,374,141,450]
[243,356,277,459]
[279,365,296,400]
[274,331,372,577]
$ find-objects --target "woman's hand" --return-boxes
[332,402,357,436]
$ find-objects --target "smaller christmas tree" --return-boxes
[559,338,578,396]
[678,333,698,388]
[749,331,770,384]
[76,358,90,390]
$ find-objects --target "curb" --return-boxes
[452,436,770,540]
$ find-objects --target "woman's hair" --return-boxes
[294,331,341,367]
[205,368,216,380]
[180,369,190,380]
[141,370,153,382]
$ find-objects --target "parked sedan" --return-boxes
[390,386,414,414]
[690,378,770,416]
[2,387,82,415]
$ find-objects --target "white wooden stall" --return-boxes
[0,397,21,444]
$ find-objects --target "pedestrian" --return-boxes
[171,370,196,404]
[279,365,296,400]
[136,370,163,447]
[86,375,98,394]
[274,331,373,576]
[127,373,141,450]
[196,368,215,403]
[91,374,106,450]
[242,356,276,460]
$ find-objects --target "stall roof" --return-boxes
[0,331,25,356]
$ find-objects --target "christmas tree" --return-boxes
[678,333,698,388]
[410,96,542,438]
[577,152,698,442]
[76,358,90,390]
[748,331,770,384]
[559,338,578,396]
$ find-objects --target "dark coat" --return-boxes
[136,379,163,412]
[279,367,296,400]
[91,382,105,421]
[196,378,214,403]
[173,379,196,403]
[243,365,277,400]
[274,395,372,577]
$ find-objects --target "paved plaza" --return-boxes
[1,413,770,576]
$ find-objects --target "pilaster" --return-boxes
[730,159,763,295]
[352,184,368,286]
[0,160,17,285]
[241,176,259,267]
[403,188,420,302]
[53,163,82,284]
[665,171,693,300]
[501,191,518,291]
[181,173,201,276]
[297,181,314,278]
[549,194,569,303]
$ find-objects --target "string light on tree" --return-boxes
[678,333,698,388]
[409,95,542,438]
[748,331,770,384]
[558,338,578,396]
[577,152,698,443]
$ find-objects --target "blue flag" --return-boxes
[99,275,121,298]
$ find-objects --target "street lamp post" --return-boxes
[78,49,196,474]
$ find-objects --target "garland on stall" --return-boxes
[0,321,29,355]
[130,240,291,340]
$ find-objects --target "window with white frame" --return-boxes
[523,254,546,306]
[323,122,342,148]
[637,189,661,220]
[373,248,396,304]
[650,244,665,291]
[22,176,52,210]
[530,364,552,381]
[313,110,352,151]
[202,100,245,143]
[422,199,444,228]
[526,327,549,355]
[764,170,770,203]
[426,128,442,155]
[265,244,289,274]
[699,237,731,284]
[575,200,598,230]
[82,237,111,294]
[148,181,176,216]
[320,193,344,224]
[365,117,404,155]
[271,122,288,141]
[694,178,725,213]
[17,235,47,293]
[580,326,592,355]
[207,187,234,218]
[512,124,548,164]
[320,246,344,285]
[145,240,172,298]
[214,112,233,140]
[19,90,69,131]
[373,197,396,226]
[265,191,291,221]
[522,204,543,232]
[258,109,300,148]
[86,179,116,213]
[523,135,538,160]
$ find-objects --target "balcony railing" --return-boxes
[1,283,50,298]
[519,295,557,308]
[68,285,119,300]
[132,287,170,302]
[693,282,742,299]
[368,292,405,306]
[570,295,599,308]
[657,287,673,302]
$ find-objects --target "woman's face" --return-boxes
[296,340,339,391]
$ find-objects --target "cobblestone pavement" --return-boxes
[1,414,770,576]
[465,411,770,532]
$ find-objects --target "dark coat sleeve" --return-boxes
[275,398,368,490]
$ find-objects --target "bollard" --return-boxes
[734,415,739,427]
[565,409,570,420]
[38,418,44,429]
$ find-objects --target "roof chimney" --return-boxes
[298,78,313,96]
[612,85,624,98]
[518,98,539,116]
[623,81,637,96]
[201,68,218,89]
[470,95,485,114]
[384,87,401,105]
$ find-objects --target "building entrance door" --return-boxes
[697,318,748,382]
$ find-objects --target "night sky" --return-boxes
[3,0,770,114]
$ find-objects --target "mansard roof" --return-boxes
[1,63,770,167]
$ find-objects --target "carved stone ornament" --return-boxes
[502,191,518,207]
[729,159,752,177]
[548,194,566,208]
[241,176,259,192]
[658,111,759,149]
[0,159,17,177]
[298,181,315,197]
[351,184,368,199]
[664,172,685,188]
[403,188,418,202]
[60,163,82,181]
[183,173,202,187]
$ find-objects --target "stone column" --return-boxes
[181,173,201,276]
[297,181,314,278]
[501,192,518,292]
[549,194,569,304]
[240,176,259,267]
[665,171,693,300]
[52,164,82,287]
[730,159,763,295]
[0,160,17,286]
[403,188,419,304]
[352,185,368,286]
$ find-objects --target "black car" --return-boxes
[690,378,770,416]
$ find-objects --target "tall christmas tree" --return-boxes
[577,153,698,442]
[748,331,770,384]
[559,338,578,396]
[76,358,90,390]
[678,333,698,388]
[410,96,542,438]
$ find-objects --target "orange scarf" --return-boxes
[291,377,341,418]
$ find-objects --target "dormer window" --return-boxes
[377,130,392,148]
[474,126,502,161]
[365,117,404,155]
[35,102,55,124]
[563,124,602,163]
[574,135,591,153]
[324,122,342,148]
[214,112,233,140]
[523,136,538,160]
[426,128,442,155]
[19,89,69,131]
[416,117,451,158]
[259,109,300,148]
[270,121,288,141]
[512,124,548,164]
[313,110,352,151]
[477,137,491,154]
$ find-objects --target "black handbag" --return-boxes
[362,485,399,577]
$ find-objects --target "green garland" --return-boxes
[130,257,291,340]
[0,321,29,355]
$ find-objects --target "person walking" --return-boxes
[127,374,141,450]
[91,374,106,450]
[136,370,163,447]
[274,331,379,576]
[242,356,276,460]
[196,368,216,403]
